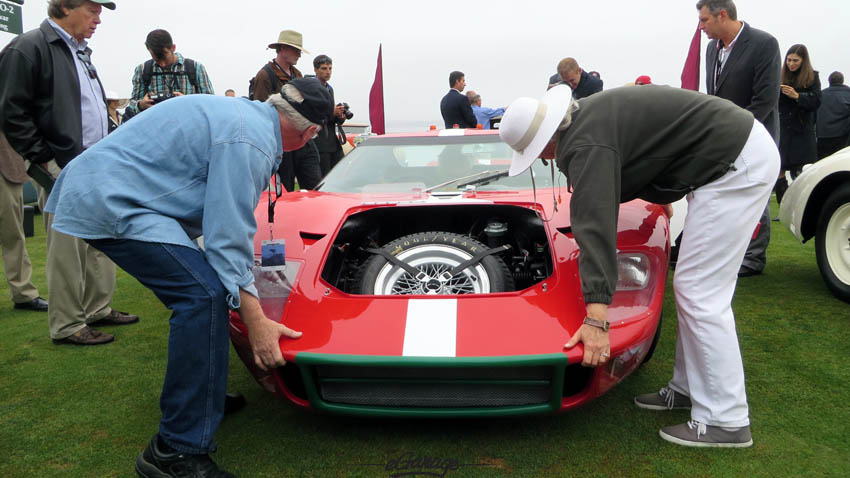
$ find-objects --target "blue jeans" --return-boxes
[87,239,229,454]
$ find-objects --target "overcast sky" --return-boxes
[2,0,849,131]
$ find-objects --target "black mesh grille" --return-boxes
[314,365,554,408]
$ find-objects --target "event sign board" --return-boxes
[0,1,24,35]
[0,0,23,35]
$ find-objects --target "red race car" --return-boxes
[229,129,670,417]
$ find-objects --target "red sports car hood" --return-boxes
[251,189,668,364]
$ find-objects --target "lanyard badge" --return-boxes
[262,171,285,270]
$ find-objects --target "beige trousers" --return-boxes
[0,175,40,303]
[39,161,116,339]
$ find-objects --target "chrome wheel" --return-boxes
[372,244,491,295]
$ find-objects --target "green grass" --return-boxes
[1,201,849,478]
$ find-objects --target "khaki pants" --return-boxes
[0,175,40,303]
[39,161,115,339]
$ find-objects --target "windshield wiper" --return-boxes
[424,170,504,193]
[456,170,510,189]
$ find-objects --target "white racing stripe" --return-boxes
[402,299,457,357]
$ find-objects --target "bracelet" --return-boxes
[583,316,610,332]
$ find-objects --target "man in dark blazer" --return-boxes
[440,71,478,129]
[313,54,347,177]
[817,71,850,159]
[698,0,781,277]
[555,58,604,99]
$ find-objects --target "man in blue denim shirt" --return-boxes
[45,78,331,478]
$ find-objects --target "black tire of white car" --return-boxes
[815,184,850,303]
[357,231,513,295]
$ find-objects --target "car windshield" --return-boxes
[318,135,557,193]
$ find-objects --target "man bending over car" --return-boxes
[44,78,332,477]
[499,85,778,448]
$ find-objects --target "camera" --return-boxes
[149,92,176,104]
[336,102,353,124]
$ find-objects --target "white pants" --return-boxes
[668,119,779,427]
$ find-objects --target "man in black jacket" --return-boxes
[500,85,778,448]
[440,71,477,129]
[555,58,603,99]
[817,71,850,159]
[0,0,138,346]
[313,54,347,177]
[699,0,781,277]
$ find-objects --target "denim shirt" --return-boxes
[45,95,283,308]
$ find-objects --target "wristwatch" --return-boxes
[583,317,610,332]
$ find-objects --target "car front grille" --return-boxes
[312,364,554,408]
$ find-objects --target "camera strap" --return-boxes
[336,123,347,146]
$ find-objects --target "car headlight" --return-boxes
[616,253,650,291]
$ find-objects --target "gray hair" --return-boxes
[557,99,581,132]
[266,83,321,133]
[48,0,88,19]
[696,0,737,20]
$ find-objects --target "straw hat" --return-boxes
[268,30,309,53]
[105,91,129,109]
[499,85,574,177]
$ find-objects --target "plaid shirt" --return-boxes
[126,53,214,115]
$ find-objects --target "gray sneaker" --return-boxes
[634,387,692,410]
[659,421,753,448]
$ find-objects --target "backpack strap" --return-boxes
[142,59,154,92]
[183,58,200,92]
[264,62,281,93]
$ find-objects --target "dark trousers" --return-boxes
[740,204,771,273]
[87,238,229,454]
[817,135,850,160]
[279,140,321,191]
[319,149,344,177]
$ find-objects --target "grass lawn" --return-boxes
[1,201,848,478]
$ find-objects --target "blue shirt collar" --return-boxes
[47,18,87,52]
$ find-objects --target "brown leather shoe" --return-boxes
[52,326,114,345]
[89,310,139,326]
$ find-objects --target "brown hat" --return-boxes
[268,30,309,53]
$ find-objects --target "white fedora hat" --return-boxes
[499,85,574,177]
[105,90,129,109]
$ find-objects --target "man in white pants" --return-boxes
[499,85,778,447]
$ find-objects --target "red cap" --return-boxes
[635,75,652,85]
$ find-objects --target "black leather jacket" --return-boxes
[0,20,104,168]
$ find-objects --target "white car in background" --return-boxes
[779,146,850,303]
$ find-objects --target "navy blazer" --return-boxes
[440,89,477,129]
[705,23,781,141]
[572,70,603,99]
[817,84,850,139]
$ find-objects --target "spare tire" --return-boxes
[357,231,513,295]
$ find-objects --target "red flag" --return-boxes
[680,24,701,91]
[369,44,385,135]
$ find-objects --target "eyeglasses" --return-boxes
[75,48,98,79]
